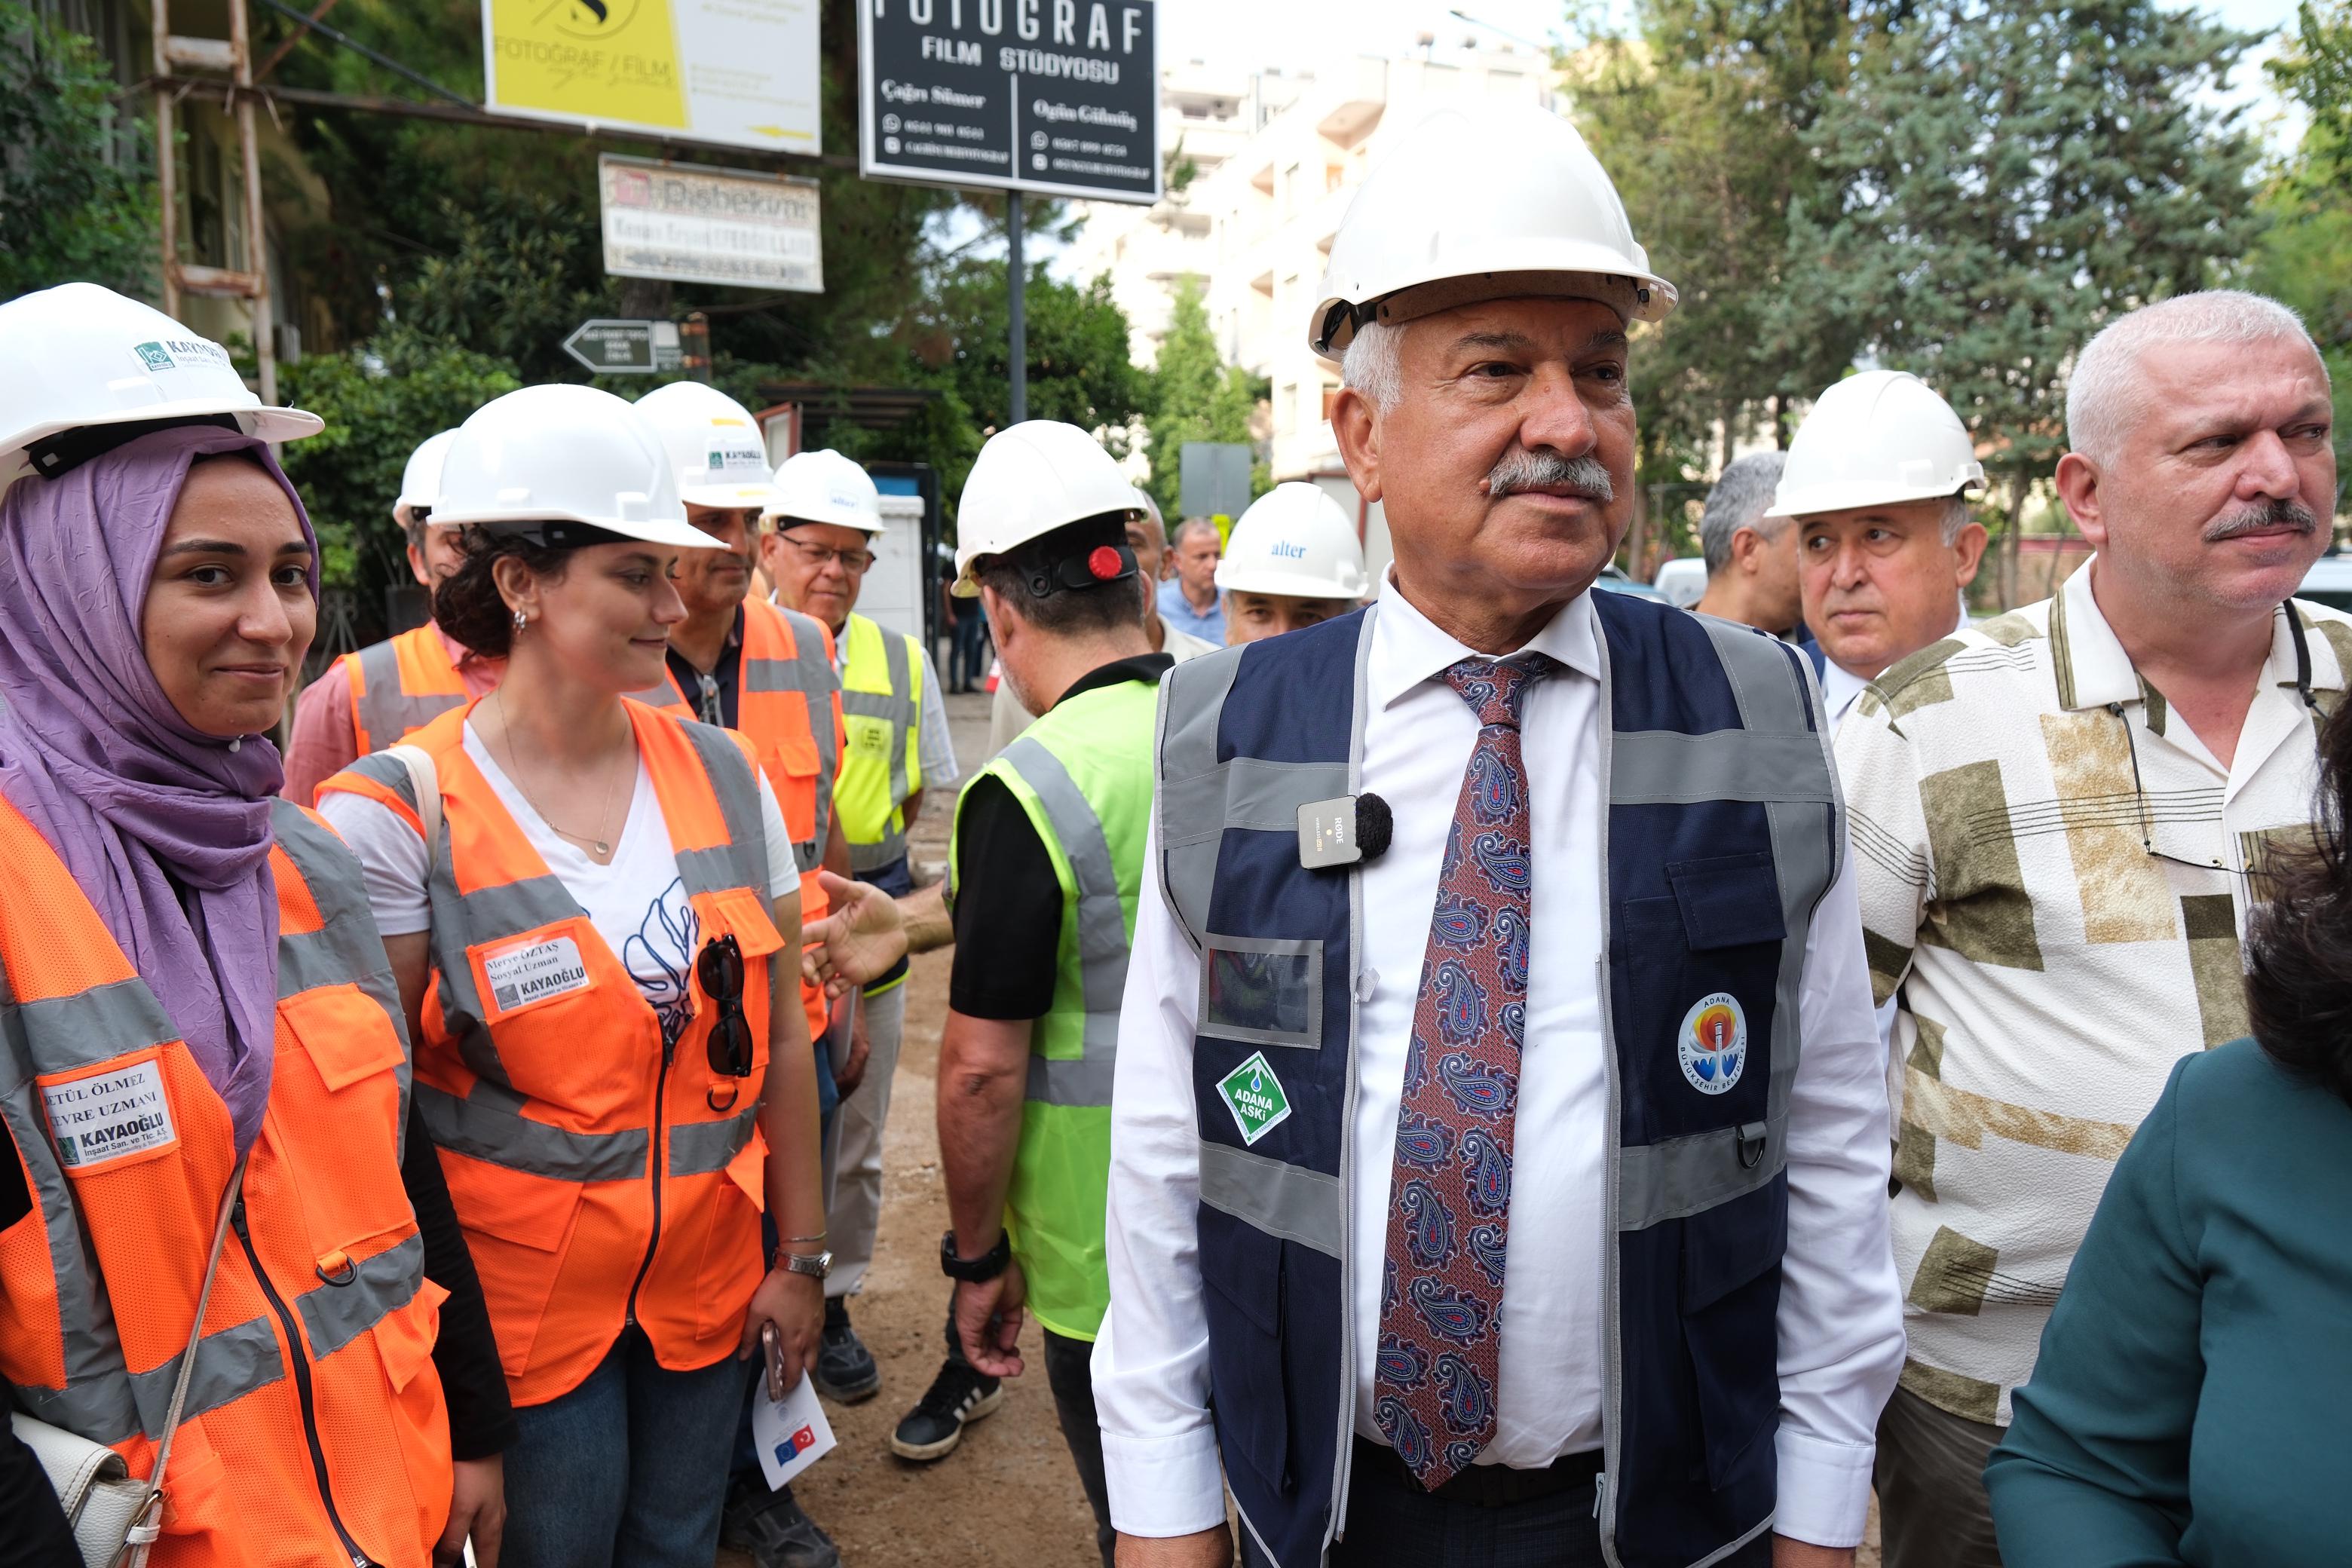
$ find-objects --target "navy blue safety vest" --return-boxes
[1153,595,1842,1568]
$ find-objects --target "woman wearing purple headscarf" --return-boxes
[0,308,508,1568]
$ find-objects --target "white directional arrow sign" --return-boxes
[561,319,681,376]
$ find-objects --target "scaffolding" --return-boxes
[150,0,275,404]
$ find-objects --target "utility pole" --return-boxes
[1006,192,1027,426]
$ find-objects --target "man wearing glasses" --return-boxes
[761,449,962,1417]
[1838,290,2352,1568]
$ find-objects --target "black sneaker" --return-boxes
[813,1297,881,1404]
[721,1478,841,1568]
[888,1354,1004,1461]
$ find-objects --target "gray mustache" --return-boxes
[2204,499,2318,542]
[1487,448,1615,502]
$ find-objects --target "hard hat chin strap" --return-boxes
[26,413,242,481]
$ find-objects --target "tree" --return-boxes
[273,330,522,623]
[2249,0,2352,485]
[1573,0,1873,485]
[0,0,155,300]
[1144,276,1263,519]
[1790,0,2262,602]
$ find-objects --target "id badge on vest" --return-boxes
[470,917,599,1022]
[38,1046,180,1174]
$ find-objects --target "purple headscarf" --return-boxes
[0,426,319,1155]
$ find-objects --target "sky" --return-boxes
[1157,0,2309,108]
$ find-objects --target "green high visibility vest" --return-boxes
[948,672,1158,1342]
[837,611,925,874]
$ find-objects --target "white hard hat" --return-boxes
[1311,103,1676,358]
[952,421,1143,596]
[392,429,460,530]
[431,384,715,550]
[1765,371,1986,520]
[1216,483,1370,601]
[0,282,322,492]
[635,381,774,510]
[765,449,884,536]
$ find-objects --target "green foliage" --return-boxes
[1789,0,2262,514]
[273,331,521,608]
[2251,0,2352,480]
[1144,276,1266,518]
[1573,0,1868,476]
[0,1,156,300]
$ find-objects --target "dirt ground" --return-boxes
[724,688,1882,1568]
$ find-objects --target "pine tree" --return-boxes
[1144,276,1263,519]
[1787,0,2261,600]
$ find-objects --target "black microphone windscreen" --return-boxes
[1354,792,1393,862]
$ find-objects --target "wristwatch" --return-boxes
[939,1229,1011,1282]
[773,1248,833,1280]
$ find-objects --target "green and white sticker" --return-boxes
[1216,1051,1291,1146]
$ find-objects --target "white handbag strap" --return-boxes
[121,1149,247,1567]
[384,743,443,859]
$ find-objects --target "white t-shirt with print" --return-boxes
[321,721,796,1046]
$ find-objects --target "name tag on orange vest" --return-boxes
[41,1054,178,1171]
[480,931,593,1018]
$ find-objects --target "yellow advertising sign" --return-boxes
[482,0,820,155]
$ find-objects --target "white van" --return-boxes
[2300,552,2352,614]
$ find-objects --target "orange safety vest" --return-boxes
[335,623,477,757]
[645,598,844,1040]
[0,798,452,1568]
[320,700,784,1407]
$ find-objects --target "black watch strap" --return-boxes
[939,1228,1011,1282]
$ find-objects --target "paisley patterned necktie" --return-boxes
[1373,652,1555,1488]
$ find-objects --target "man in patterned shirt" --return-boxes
[1839,289,2350,1568]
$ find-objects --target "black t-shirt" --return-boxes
[947,654,1172,1020]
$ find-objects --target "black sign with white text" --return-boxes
[858,0,1159,205]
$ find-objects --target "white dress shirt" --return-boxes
[1095,578,1904,1548]
[1821,657,1872,739]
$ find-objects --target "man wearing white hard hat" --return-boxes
[319,381,842,1568]
[283,426,505,804]
[1216,482,1370,645]
[761,447,959,1424]
[636,385,856,1568]
[1095,103,1903,1568]
[1768,372,1989,737]
[986,485,1218,753]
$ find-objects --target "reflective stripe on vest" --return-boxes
[646,602,841,875]
[988,737,1130,1107]
[1150,601,1844,1568]
[950,675,1156,1343]
[0,797,446,1565]
[348,624,469,756]
[324,701,782,1406]
[838,613,920,874]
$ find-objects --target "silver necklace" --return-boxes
[492,692,628,860]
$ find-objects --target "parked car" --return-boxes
[1650,556,1707,608]
[1594,563,1663,599]
[2300,551,2352,613]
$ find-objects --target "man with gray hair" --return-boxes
[1692,450,1802,634]
[1096,100,1903,1568]
[1158,516,1227,642]
[1837,289,2351,1568]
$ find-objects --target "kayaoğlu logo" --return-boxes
[1677,992,1748,1096]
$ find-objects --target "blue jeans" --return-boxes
[503,1328,752,1568]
